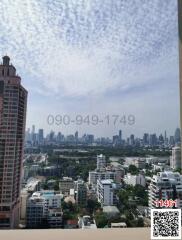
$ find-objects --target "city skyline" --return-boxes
[25,125,181,148]
[0,0,180,137]
[0,0,181,232]
[26,124,180,140]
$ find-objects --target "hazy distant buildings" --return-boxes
[0,56,27,228]
[119,130,122,141]
[174,128,181,145]
[24,128,180,149]
[143,133,149,145]
[129,134,135,146]
[169,136,175,146]
[149,134,157,146]
[38,129,44,144]
[75,131,78,142]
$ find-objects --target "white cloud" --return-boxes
[0,0,178,97]
[0,0,179,136]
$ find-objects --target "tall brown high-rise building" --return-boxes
[178,0,182,170]
[0,56,27,228]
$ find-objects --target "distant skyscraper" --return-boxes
[86,134,94,144]
[169,136,175,146]
[25,128,31,142]
[164,130,167,142]
[158,134,164,145]
[174,128,181,144]
[32,125,35,134]
[149,134,157,146]
[0,56,27,228]
[143,133,149,145]
[49,130,55,142]
[130,134,135,146]
[38,129,44,144]
[31,125,36,143]
[75,131,78,142]
[112,135,120,146]
[119,130,122,141]
[57,132,63,142]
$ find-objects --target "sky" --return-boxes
[0,0,180,138]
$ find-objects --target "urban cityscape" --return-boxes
[0,0,181,233]
[0,55,181,229]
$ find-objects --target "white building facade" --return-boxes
[124,173,146,187]
[149,171,182,210]
[97,179,117,207]
[97,154,106,171]
[170,146,181,170]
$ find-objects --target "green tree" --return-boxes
[86,199,101,214]
[174,168,182,174]
[134,185,148,206]
[128,165,139,175]
[42,182,49,190]
[95,212,108,228]
[117,189,129,207]
[54,181,60,191]
[137,217,144,227]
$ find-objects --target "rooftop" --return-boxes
[99,179,114,185]
[32,191,63,199]
[23,177,40,192]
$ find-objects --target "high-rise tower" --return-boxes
[0,56,27,228]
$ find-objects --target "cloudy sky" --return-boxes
[0,0,180,138]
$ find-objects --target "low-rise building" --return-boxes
[48,209,63,228]
[20,178,41,226]
[124,173,146,187]
[59,177,74,195]
[132,158,146,169]
[26,191,63,228]
[27,197,44,228]
[89,170,122,185]
[97,179,117,207]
